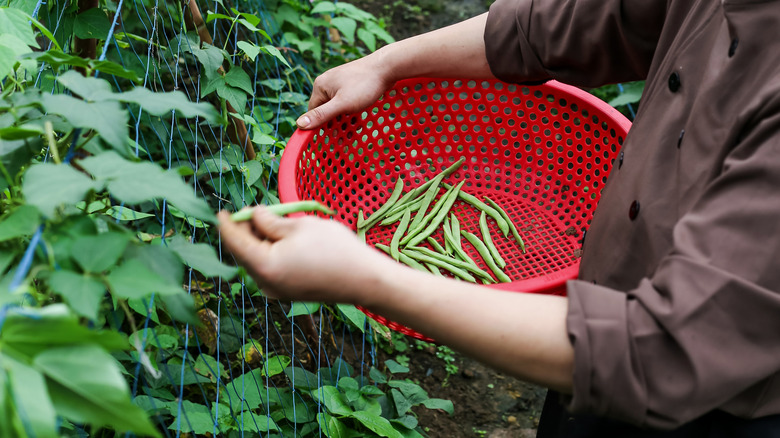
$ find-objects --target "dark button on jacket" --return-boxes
[668,71,681,92]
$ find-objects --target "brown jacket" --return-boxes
[485,0,780,430]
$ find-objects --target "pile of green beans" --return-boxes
[357,159,527,284]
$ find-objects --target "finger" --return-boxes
[217,211,271,264]
[250,207,298,242]
[297,97,345,130]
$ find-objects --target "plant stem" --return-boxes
[44,121,61,164]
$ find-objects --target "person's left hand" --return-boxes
[217,208,395,304]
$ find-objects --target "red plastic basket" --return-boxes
[279,78,631,341]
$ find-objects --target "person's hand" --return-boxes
[217,208,395,304]
[296,53,394,130]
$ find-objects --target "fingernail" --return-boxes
[296,115,310,128]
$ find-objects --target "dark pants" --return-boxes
[538,391,780,438]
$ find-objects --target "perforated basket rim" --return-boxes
[278,78,631,291]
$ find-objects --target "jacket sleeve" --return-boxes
[566,96,780,428]
[484,0,668,87]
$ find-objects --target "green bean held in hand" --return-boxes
[230,201,335,221]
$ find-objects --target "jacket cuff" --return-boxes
[484,0,551,84]
[565,280,648,425]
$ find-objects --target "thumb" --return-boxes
[296,98,344,130]
[251,207,297,241]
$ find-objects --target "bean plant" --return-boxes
[0,0,453,436]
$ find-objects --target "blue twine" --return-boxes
[8,225,44,291]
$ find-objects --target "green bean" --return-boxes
[479,211,507,269]
[442,217,453,254]
[484,196,527,253]
[463,231,512,283]
[357,210,366,243]
[230,200,335,221]
[374,243,428,273]
[408,180,442,232]
[382,157,466,219]
[408,245,494,283]
[402,248,477,283]
[380,197,424,226]
[450,214,463,251]
[426,263,444,277]
[442,218,474,265]
[426,236,448,255]
[360,178,405,230]
[390,208,411,262]
[400,183,456,246]
[441,183,510,236]
[406,181,465,247]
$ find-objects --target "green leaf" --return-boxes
[261,45,291,68]
[0,306,125,357]
[0,7,38,47]
[48,270,106,321]
[90,59,142,81]
[0,45,17,79]
[357,28,376,51]
[262,354,291,377]
[106,258,183,299]
[193,354,227,382]
[117,87,220,122]
[71,232,131,273]
[420,398,454,414]
[310,2,336,14]
[105,205,155,221]
[608,81,645,107]
[158,293,198,325]
[286,301,321,317]
[0,205,40,241]
[42,94,129,150]
[283,366,319,390]
[224,68,253,95]
[73,8,110,40]
[167,235,238,279]
[330,17,357,41]
[239,160,264,186]
[313,386,352,416]
[384,359,409,374]
[336,304,366,332]
[22,163,99,217]
[177,33,223,77]
[360,385,385,396]
[349,411,404,438]
[317,413,349,438]
[369,367,387,384]
[392,415,418,430]
[0,252,14,276]
[237,410,280,432]
[35,344,161,437]
[78,151,215,222]
[218,81,247,115]
[259,79,285,91]
[5,356,58,438]
[222,369,268,410]
[166,400,214,434]
[124,244,184,286]
[391,388,413,416]
[365,21,394,44]
[237,41,261,61]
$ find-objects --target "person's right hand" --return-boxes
[295,53,394,130]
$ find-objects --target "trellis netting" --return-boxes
[0,0,454,436]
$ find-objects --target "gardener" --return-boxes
[218,0,780,435]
